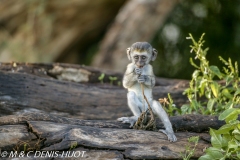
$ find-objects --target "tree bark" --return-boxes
[0,62,188,119]
[92,0,179,72]
[0,112,231,133]
[0,113,213,159]
[0,62,231,159]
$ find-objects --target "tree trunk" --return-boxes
[0,0,126,63]
[0,62,233,159]
[0,113,214,159]
[92,0,179,72]
[0,62,188,119]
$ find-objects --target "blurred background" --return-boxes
[0,0,239,79]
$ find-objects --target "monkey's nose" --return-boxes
[137,62,144,68]
[136,63,143,68]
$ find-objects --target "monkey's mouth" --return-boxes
[137,65,144,68]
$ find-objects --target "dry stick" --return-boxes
[140,83,155,118]
[133,83,156,130]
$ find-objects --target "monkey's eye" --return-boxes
[142,56,146,59]
[134,56,139,59]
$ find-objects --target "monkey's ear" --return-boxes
[151,48,158,61]
[126,47,131,60]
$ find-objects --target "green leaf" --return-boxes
[221,135,229,147]
[219,56,228,65]
[225,76,233,85]
[109,76,117,80]
[219,108,237,121]
[222,89,233,99]
[237,152,240,159]
[205,147,224,159]
[229,120,240,125]
[223,134,232,142]
[181,104,190,114]
[234,89,240,97]
[190,58,200,69]
[188,136,199,143]
[232,125,240,141]
[205,90,211,99]
[199,154,214,160]
[210,128,223,148]
[215,123,235,134]
[234,134,240,140]
[192,70,200,79]
[167,93,173,104]
[224,101,234,110]
[192,100,199,111]
[232,128,240,134]
[228,140,238,149]
[199,79,208,96]
[209,65,222,78]
[207,99,215,112]
[210,82,219,98]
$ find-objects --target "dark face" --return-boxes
[132,51,149,68]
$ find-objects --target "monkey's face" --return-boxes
[131,51,149,68]
[126,42,158,66]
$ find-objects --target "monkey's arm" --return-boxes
[142,75,155,88]
[123,64,138,88]
[138,65,155,88]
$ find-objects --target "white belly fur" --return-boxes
[128,83,153,103]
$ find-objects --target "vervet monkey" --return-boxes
[117,42,177,142]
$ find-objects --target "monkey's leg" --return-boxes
[117,91,143,128]
[152,100,177,142]
[127,91,143,116]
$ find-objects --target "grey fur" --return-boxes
[127,42,158,61]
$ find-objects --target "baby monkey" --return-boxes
[118,42,177,142]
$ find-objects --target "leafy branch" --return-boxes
[183,33,240,160]
[182,33,240,115]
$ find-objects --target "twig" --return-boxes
[133,83,156,130]
[140,83,155,120]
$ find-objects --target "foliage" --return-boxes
[117,81,122,86]
[180,33,240,160]
[180,136,199,160]
[98,73,105,84]
[181,33,240,115]
[69,141,78,150]
[199,110,240,160]
[108,76,118,85]
[159,93,180,116]
[152,0,240,79]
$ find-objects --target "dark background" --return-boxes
[0,0,239,79]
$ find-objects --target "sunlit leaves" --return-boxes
[210,82,219,98]
[219,108,240,122]
[209,65,222,79]
[185,34,240,159]
[210,128,225,148]
[206,147,223,158]
[222,88,233,99]
[183,33,240,116]
[207,99,215,113]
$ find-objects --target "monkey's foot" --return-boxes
[117,116,138,128]
[159,129,177,142]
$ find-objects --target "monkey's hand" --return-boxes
[117,116,138,128]
[137,75,146,83]
[159,129,177,142]
[134,68,142,75]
